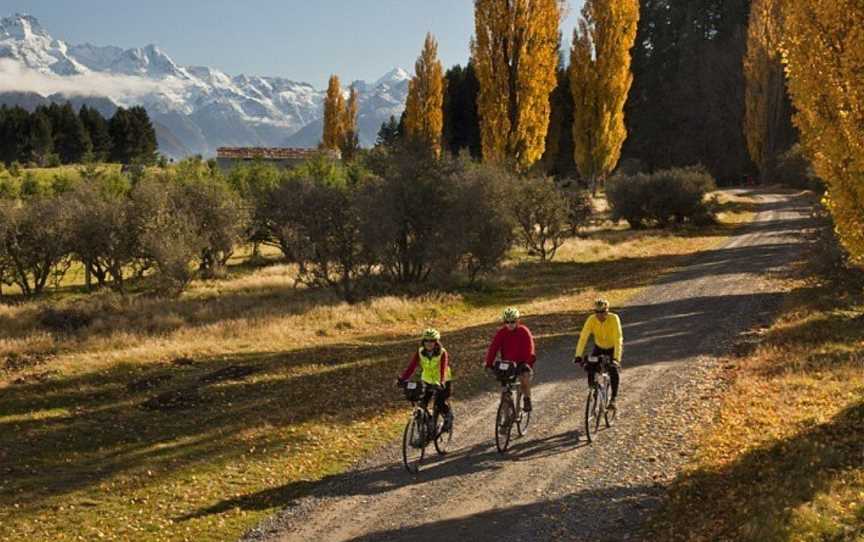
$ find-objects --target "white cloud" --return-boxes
[0,58,189,100]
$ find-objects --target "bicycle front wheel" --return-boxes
[604,381,617,427]
[402,412,426,473]
[495,398,515,453]
[434,411,453,455]
[584,388,600,443]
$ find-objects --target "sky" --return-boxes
[0,0,584,88]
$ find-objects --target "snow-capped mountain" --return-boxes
[0,13,411,158]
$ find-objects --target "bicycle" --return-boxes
[492,360,531,453]
[583,354,617,443]
[399,381,453,473]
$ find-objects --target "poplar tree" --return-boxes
[404,33,445,157]
[340,85,359,160]
[782,0,864,264]
[472,0,560,170]
[744,0,795,183]
[569,0,639,194]
[322,75,345,151]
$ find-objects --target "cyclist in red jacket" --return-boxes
[485,307,536,412]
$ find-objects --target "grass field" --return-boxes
[1,189,759,541]
[648,226,864,541]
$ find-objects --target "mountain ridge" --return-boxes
[0,13,410,158]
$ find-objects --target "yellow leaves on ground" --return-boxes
[650,277,864,541]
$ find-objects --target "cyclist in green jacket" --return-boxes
[574,298,623,409]
[398,328,454,431]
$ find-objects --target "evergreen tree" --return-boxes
[0,106,31,165]
[27,109,54,166]
[472,0,560,170]
[623,0,753,182]
[79,105,113,162]
[109,107,134,164]
[376,116,402,149]
[128,106,158,164]
[569,0,640,193]
[541,64,576,177]
[442,63,481,159]
[404,33,445,157]
[47,102,92,164]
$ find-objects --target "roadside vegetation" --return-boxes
[0,152,758,540]
[648,211,864,541]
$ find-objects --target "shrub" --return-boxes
[776,144,823,191]
[445,163,515,282]
[0,197,72,295]
[175,179,250,279]
[510,176,570,260]
[128,179,203,296]
[607,167,717,228]
[560,184,594,235]
[8,161,21,177]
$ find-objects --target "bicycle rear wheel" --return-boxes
[434,411,453,455]
[495,397,515,453]
[584,388,600,443]
[402,412,426,473]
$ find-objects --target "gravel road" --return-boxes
[242,190,814,542]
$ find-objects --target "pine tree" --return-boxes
[472,0,560,170]
[79,105,113,162]
[340,85,360,160]
[0,106,31,165]
[128,106,158,164]
[27,109,54,165]
[569,0,639,193]
[49,102,92,164]
[542,64,576,177]
[782,0,864,263]
[322,75,345,152]
[376,116,402,149]
[109,107,133,164]
[442,63,481,158]
[404,33,445,157]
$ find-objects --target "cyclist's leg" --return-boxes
[437,381,452,416]
[517,363,533,411]
[593,347,618,399]
[609,364,620,399]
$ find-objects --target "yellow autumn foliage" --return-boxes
[404,33,445,157]
[744,0,787,182]
[782,0,864,265]
[569,0,639,188]
[472,0,560,170]
[322,74,345,151]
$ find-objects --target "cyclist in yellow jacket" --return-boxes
[573,298,623,409]
[398,328,454,431]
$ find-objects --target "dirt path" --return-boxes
[243,190,814,542]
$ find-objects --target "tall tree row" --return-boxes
[404,33,445,157]
[322,75,345,152]
[321,75,359,160]
[623,0,752,182]
[781,0,864,263]
[744,0,796,183]
[472,0,561,170]
[569,0,640,193]
[0,103,157,166]
[442,63,481,159]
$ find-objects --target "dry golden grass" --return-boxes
[649,263,864,540]
[0,190,759,542]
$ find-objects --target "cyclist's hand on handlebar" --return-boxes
[573,356,583,366]
[396,378,406,388]
[611,359,621,368]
